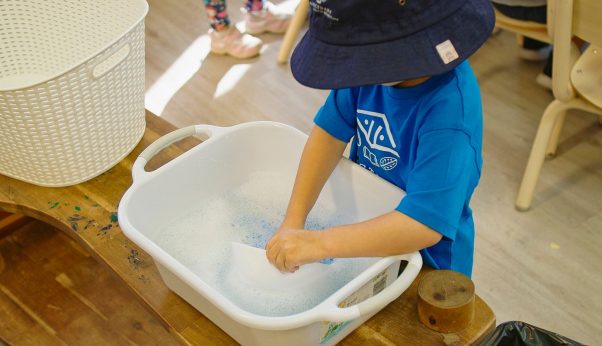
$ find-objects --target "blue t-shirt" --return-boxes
[314,61,482,277]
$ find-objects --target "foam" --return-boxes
[153,171,376,317]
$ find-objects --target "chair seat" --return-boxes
[494,9,552,44]
[572,45,602,108]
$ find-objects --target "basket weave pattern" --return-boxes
[0,0,147,187]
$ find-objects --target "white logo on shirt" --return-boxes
[356,109,398,171]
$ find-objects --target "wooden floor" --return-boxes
[0,219,179,345]
[0,0,600,344]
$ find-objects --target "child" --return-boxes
[266,0,495,277]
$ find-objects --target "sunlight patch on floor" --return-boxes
[213,64,251,98]
[145,34,211,116]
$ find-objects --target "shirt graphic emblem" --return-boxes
[356,109,398,171]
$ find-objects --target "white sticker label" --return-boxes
[319,269,390,344]
[436,40,459,64]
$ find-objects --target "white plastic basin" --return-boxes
[118,122,422,346]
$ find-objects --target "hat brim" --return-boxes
[291,0,495,89]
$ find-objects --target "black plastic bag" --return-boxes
[479,321,585,346]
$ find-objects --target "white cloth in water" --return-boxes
[229,242,332,292]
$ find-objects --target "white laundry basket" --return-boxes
[0,0,149,187]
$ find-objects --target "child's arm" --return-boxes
[267,210,441,273]
[266,126,442,272]
[278,125,348,230]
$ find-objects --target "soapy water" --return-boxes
[152,171,377,317]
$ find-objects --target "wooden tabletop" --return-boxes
[0,110,495,345]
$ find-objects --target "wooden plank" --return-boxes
[0,221,178,345]
[0,112,495,345]
[346,269,494,346]
[0,231,136,345]
[0,288,65,346]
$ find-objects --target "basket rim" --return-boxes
[0,0,149,92]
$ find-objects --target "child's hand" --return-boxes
[265,228,326,273]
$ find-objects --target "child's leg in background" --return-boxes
[205,0,264,59]
[204,0,290,59]
[202,0,269,31]
[244,0,290,35]
[244,0,265,12]
[204,0,230,31]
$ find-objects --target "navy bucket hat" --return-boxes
[291,0,495,89]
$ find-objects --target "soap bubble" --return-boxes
[153,171,376,317]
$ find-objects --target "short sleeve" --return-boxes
[396,129,480,240]
[314,88,358,142]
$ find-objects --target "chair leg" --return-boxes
[277,0,309,64]
[545,110,567,158]
[516,100,569,211]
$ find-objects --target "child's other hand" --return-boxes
[266,228,325,273]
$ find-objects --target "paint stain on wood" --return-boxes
[74,206,81,212]
[49,201,60,209]
[84,220,98,230]
[67,214,88,232]
[128,249,144,269]
[110,212,118,223]
[97,224,112,236]
[66,214,103,234]
[67,214,85,222]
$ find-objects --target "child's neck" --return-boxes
[393,76,430,88]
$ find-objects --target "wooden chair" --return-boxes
[515,0,602,210]
[493,7,552,45]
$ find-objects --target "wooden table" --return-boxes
[0,110,495,345]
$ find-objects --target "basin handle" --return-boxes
[132,124,226,182]
[318,252,422,322]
